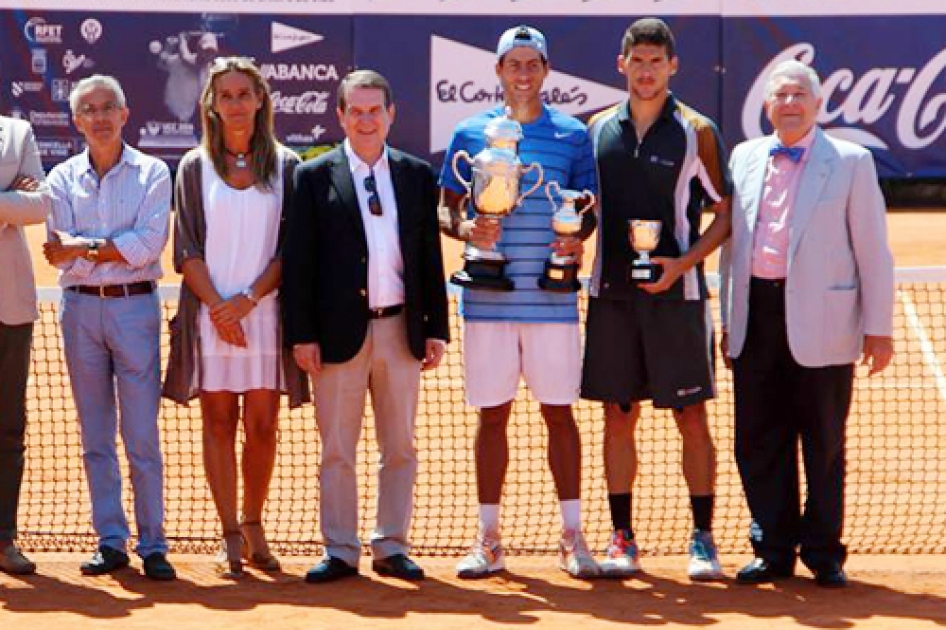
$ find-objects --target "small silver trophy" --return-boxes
[538,180,595,293]
[628,219,662,283]
[450,111,544,291]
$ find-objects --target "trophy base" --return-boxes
[538,261,582,293]
[451,259,515,291]
[629,263,662,284]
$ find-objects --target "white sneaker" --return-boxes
[456,533,505,579]
[688,529,724,580]
[559,529,600,580]
[599,529,641,578]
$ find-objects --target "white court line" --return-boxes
[898,290,946,402]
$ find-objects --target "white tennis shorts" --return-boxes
[463,321,582,408]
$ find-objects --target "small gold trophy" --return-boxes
[538,181,595,293]
[628,219,662,283]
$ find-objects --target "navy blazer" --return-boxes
[282,145,449,363]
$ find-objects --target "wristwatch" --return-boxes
[86,239,100,262]
[242,287,260,306]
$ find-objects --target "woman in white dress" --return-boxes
[164,57,307,577]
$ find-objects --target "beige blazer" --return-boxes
[721,127,895,367]
[0,116,51,325]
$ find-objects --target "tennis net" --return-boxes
[17,267,946,556]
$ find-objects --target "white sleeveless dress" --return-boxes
[198,151,285,392]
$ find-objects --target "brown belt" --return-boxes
[368,304,404,320]
[68,281,155,298]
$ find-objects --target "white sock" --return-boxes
[479,504,500,537]
[560,499,581,533]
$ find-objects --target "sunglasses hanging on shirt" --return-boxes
[363,170,383,217]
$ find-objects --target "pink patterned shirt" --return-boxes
[751,127,817,279]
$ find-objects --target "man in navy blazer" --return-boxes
[721,60,894,588]
[283,70,449,583]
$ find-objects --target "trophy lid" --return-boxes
[485,110,523,146]
[558,189,584,204]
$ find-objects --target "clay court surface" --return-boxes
[2,211,945,629]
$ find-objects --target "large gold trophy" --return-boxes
[450,112,544,291]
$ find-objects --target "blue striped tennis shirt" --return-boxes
[47,144,171,288]
[440,105,597,323]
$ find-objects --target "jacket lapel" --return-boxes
[0,119,7,162]
[388,148,415,248]
[740,141,768,237]
[788,128,833,265]
[329,149,367,242]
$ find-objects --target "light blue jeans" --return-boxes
[61,289,167,557]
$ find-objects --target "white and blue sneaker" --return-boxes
[688,529,724,580]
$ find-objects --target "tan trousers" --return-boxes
[313,313,421,566]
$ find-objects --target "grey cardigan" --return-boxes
[162,146,310,408]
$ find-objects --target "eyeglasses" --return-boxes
[77,101,122,119]
[363,171,383,217]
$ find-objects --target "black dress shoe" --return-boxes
[372,553,425,581]
[143,552,177,581]
[305,556,358,584]
[736,558,794,584]
[80,546,130,576]
[814,565,848,588]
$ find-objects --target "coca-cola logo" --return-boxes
[271,90,330,115]
[744,43,946,150]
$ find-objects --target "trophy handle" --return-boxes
[516,162,544,206]
[451,150,473,190]
[545,180,562,211]
[577,190,597,215]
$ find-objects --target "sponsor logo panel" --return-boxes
[271,21,323,53]
[428,35,625,153]
[29,111,72,128]
[742,43,946,151]
[24,17,64,44]
[37,138,83,160]
[80,18,103,44]
[260,63,339,82]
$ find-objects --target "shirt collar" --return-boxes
[77,143,139,177]
[343,138,390,176]
[617,92,678,126]
[771,125,817,155]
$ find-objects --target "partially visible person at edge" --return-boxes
[44,75,176,580]
[163,56,309,578]
[721,59,895,588]
[0,113,51,576]
[581,18,731,580]
[283,69,449,584]
[439,25,600,580]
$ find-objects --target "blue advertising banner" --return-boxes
[355,15,722,163]
[0,8,352,167]
[1,0,945,179]
[721,16,946,178]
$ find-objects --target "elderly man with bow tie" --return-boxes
[721,59,895,588]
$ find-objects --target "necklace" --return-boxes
[225,148,250,169]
